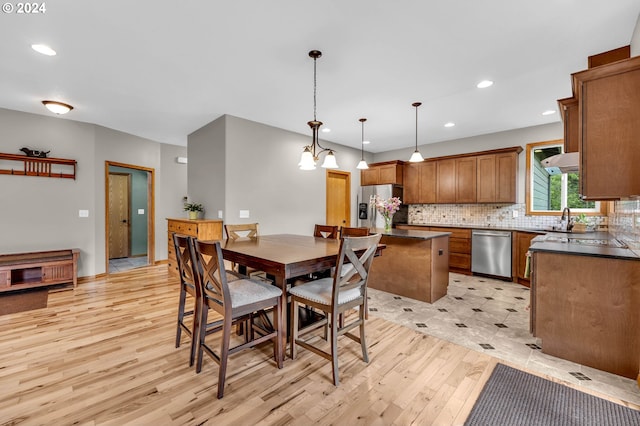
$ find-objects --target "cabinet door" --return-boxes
[419,161,437,204]
[361,167,379,186]
[42,263,73,283]
[455,157,477,203]
[436,159,456,203]
[515,232,536,287]
[558,97,579,153]
[476,155,496,203]
[403,163,420,203]
[379,164,402,185]
[495,152,517,203]
[579,64,640,199]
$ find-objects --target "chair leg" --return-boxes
[217,318,232,399]
[359,305,369,363]
[189,300,200,367]
[274,298,283,368]
[195,308,208,374]
[176,289,187,348]
[330,312,339,386]
[290,298,299,359]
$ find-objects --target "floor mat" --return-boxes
[0,288,48,316]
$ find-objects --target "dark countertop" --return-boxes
[374,228,451,240]
[396,222,547,234]
[529,231,639,261]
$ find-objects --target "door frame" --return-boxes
[326,170,351,227]
[108,172,132,259]
[105,161,155,274]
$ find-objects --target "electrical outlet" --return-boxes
[138,209,145,215]
[512,210,518,218]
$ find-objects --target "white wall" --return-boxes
[188,115,370,235]
[632,12,640,56]
[372,122,564,204]
[0,108,186,277]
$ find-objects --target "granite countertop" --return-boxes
[529,231,639,261]
[374,228,451,240]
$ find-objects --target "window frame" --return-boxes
[525,139,607,216]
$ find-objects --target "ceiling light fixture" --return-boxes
[408,102,424,162]
[444,122,455,128]
[299,50,338,170]
[31,44,56,56]
[42,100,73,114]
[477,80,494,89]
[356,118,369,170]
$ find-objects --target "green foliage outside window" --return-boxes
[549,173,595,210]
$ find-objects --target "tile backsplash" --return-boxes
[408,203,608,231]
[609,199,640,251]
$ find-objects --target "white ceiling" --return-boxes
[1,1,639,153]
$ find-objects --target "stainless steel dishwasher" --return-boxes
[471,230,512,279]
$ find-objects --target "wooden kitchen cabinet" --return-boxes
[436,157,476,203]
[436,159,456,203]
[557,97,579,153]
[477,150,520,203]
[403,161,436,204]
[399,226,472,274]
[167,218,223,277]
[513,231,538,287]
[361,161,404,186]
[572,55,640,200]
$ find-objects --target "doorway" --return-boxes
[105,161,155,274]
[326,170,351,228]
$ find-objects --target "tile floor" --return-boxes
[367,273,640,406]
[108,256,149,273]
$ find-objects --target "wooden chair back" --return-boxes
[225,223,259,240]
[340,226,370,238]
[314,224,339,239]
[190,238,230,318]
[333,234,382,304]
[172,233,197,297]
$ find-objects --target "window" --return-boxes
[525,140,604,215]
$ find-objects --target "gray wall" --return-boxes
[188,115,371,235]
[0,108,187,277]
[632,13,640,56]
[372,122,564,204]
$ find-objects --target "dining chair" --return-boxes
[190,238,284,399]
[340,227,370,238]
[171,233,199,367]
[224,223,265,279]
[314,224,340,239]
[289,233,382,386]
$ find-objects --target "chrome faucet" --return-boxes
[560,207,573,232]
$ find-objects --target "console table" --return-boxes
[0,249,80,292]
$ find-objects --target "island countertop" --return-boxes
[372,228,451,240]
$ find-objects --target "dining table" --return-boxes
[220,233,384,358]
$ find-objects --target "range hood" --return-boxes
[541,152,579,175]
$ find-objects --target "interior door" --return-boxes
[326,170,351,228]
[108,173,130,259]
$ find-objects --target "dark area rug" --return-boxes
[0,288,48,316]
[465,363,640,426]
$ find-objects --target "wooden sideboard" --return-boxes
[166,218,223,277]
[0,249,79,292]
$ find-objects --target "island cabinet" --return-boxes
[571,55,640,200]
[531,251,640,379]
[167,218,223,277]
[361,161,404,186]
[403,161,436,204]
[396,225,471,275]
[367,230,450,303]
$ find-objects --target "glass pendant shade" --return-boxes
[409,150,424,162]
[357,117,369,169]
[298,147,316,170]
[321,150,338,169]
[357,160,369,169]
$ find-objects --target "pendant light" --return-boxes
[356,118,369,169]
[408,102,424,162]
[299,50,338,170]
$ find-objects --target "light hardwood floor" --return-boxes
[0,265,629,425]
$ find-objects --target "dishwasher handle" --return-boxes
[472,230,512,238]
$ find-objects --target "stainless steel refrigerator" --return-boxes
[357,185,407,229]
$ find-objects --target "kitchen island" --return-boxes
[529,233,640,379]
[368,228,450,303]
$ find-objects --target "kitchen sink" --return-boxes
[543,235,628,248]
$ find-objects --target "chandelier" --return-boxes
[299,50,338,170]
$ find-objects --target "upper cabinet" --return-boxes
[361,161,404,186]
[403,147,521,205]
[560,46,639,200]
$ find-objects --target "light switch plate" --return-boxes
[239,210,250,218]
[138,209,145,215]
[218,210,224,219]
[79,210,89,218]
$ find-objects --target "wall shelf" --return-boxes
[0,152,77,179]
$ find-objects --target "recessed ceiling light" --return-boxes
[31,44,56,56]
[321,128,331,133]
[444,122,455,128]
[362,140,370,145]
[477,80,494,89]
[42,100,73,114]
[542,110,556,116]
